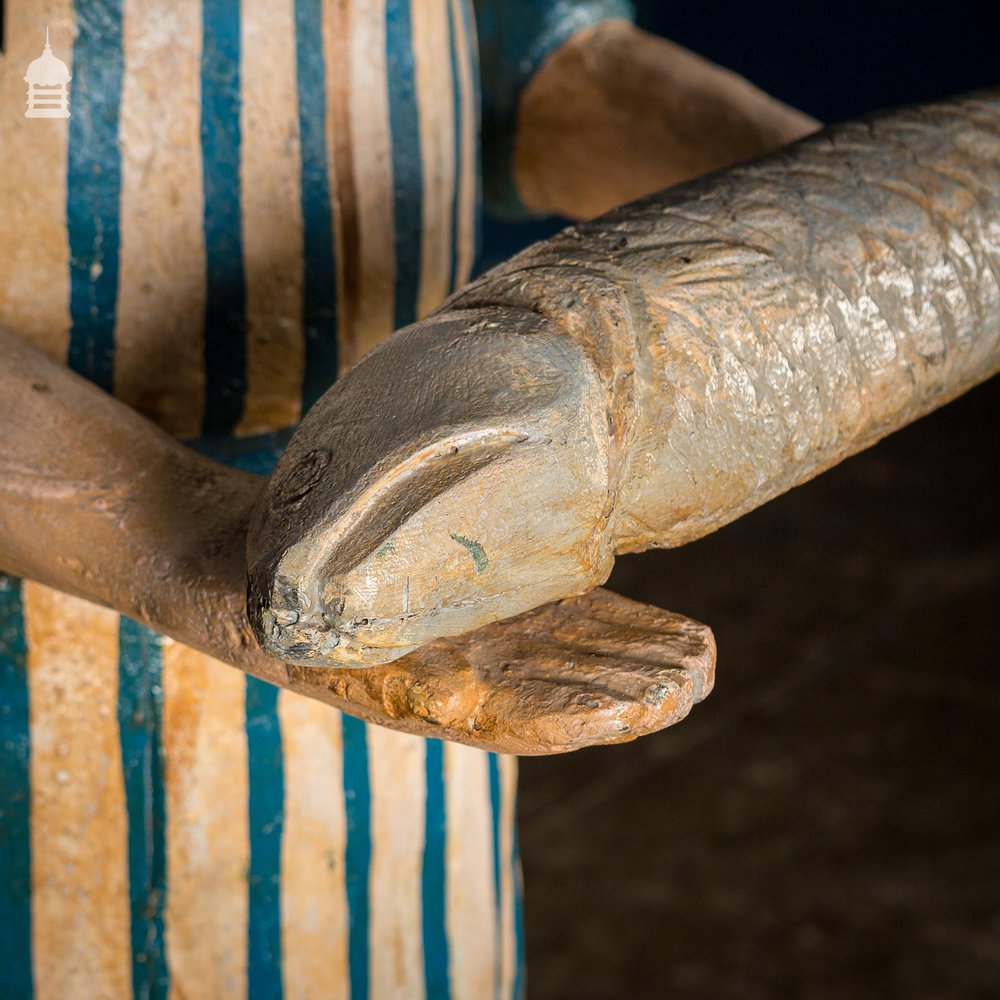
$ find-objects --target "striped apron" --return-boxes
[0,1,525,996]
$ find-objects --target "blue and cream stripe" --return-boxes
[0,0,521,996]
[0,578,32,1000]
[0,581,524,999]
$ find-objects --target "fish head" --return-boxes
[247,306,615,667]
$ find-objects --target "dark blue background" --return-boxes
[637,0,999,122]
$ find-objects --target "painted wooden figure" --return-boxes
[8,0,948,997]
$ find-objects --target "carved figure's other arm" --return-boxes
[514,20,819,220]
[475,1,817,220]
[0,329,713,753]
[249,90,1000,666]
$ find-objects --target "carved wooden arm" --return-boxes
[0,330,713,753]
[514,20,820,219]
[249,90,1000,667]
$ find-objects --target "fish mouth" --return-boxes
[249,426,530,667]
[248,413,614,668]
[254,605,421,667]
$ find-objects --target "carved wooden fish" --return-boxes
[249,89,1000,667]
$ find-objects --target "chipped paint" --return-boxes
[450,533,489,573]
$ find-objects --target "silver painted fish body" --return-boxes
[251,90,1000,665]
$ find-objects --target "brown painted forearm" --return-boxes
[0,327,269,675]
[514,20,819,220]
[0,329,714,753]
